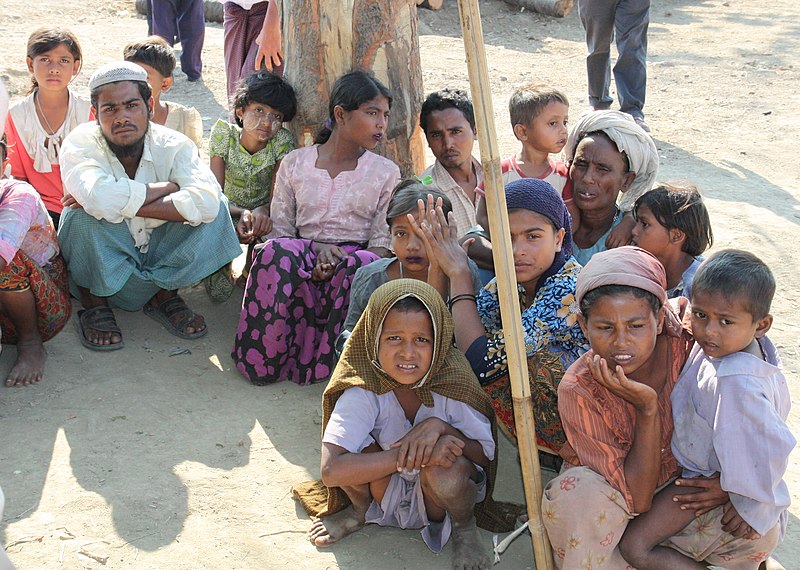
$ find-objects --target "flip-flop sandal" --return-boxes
[143,295,208,340]
[74,306,125,351]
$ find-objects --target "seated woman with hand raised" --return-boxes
[336,179,481,355]
[411,178,589,459]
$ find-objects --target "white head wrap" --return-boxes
[89,61,148,91]
[565,110,659,212]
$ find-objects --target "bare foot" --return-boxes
[452,518,491,570]
[5,340,46,387]
[307,506,366,547]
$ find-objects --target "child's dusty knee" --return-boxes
[420,458,475,497]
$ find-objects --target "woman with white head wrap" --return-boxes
[565,110,659,265]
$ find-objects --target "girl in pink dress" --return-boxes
[232,71,401,386]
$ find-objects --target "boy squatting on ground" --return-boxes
[293,279,505,570]
[123,36,203,146]
[620,249,795,569]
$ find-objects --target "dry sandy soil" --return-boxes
[0,0,799,568]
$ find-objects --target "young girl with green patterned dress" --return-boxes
[205,71,297,301]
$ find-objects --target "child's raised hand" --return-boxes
[721,501,761,539]
[408,198,470,279]
[391,417,446,472]
[586,353,657,413]
[426,434,465,468]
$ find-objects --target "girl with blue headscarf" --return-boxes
[411,177,589,456]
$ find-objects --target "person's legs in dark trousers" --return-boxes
[578,0,616,110]
[176,0,205,81]
[151,0,179,46]
[613,0,650,119]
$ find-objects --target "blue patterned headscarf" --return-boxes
[504,178,573,285]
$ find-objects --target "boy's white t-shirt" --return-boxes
[323,387,495,461]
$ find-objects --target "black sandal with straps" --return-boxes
[74,306,125,351]
[143,295,207,340]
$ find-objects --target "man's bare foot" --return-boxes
[452,518,491,570]
[5,340,46,387]
[307,506,366,547]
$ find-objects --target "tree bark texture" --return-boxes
[280,0,426,176]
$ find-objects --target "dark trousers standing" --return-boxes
[151,0,205,81]
[577,0,650,118]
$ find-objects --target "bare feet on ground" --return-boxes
[5,340,46,387]
[452,518,491,570]
[307,505,366,547]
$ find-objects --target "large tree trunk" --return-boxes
[280,0,426,177]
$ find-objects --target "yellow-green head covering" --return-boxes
[292,279,518,532]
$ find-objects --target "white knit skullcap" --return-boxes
[89,61,148,91]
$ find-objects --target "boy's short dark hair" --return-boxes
[123,36,176,78]
[692,249,775,320]
[419,89,476,133]
[635,181,713,257]
[231,71,298,128]
[509,83,569,128]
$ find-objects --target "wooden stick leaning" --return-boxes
[455,1,554,568]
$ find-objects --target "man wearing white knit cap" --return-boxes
[58,61,240,350]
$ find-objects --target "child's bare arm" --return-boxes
[320,442,400,488]
[605,211,635,249]
[467,198,495,270]
[210,155,226,190]
[565,199,580,235]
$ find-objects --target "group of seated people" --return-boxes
[0,25,793,570]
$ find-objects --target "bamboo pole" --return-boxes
[455,1,554,568]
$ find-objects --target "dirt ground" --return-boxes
[0,0,798,568]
